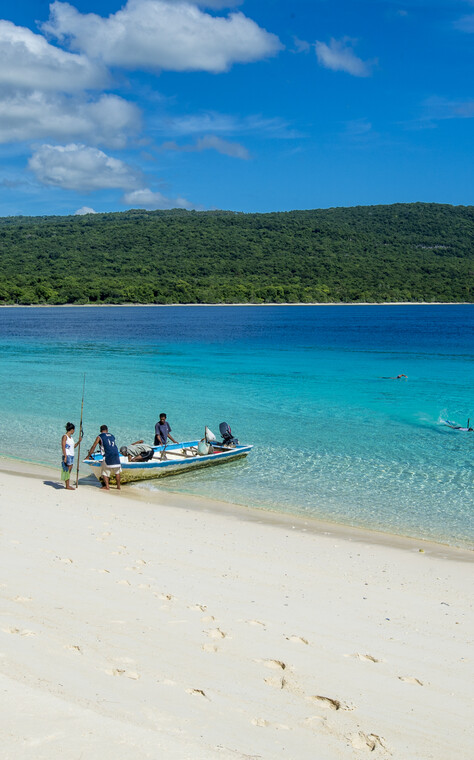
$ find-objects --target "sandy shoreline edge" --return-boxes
[1,458,473,759]
[2,456,472,561]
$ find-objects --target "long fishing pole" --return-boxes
[75,374,86,488]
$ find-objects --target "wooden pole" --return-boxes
[75,374,86,488]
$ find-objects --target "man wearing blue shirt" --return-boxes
[154,413,178,447]
[88,425,122,490]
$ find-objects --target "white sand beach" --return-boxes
[1,458,473,760]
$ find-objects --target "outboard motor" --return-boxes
[219,422,239,447]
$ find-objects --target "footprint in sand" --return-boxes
[65,644,82,654]
[251,718,270,728]
[112,546,129,555]
[56,557,73,564]
[186,688,209,699]
[157,593,174,601]
[201,615,215,622]
[310,695,352,711]
[251,718,290,730]
[202,643,219,653]
[346,653,381,663]
[105,668,140,680]
[349,732,387,752]
[398,676,423,686]
[189,604,207,612]
[264,675,286,690]
[285,635,309,645]
[3,627,36,637]
[14,596,32,602]
[117,579,131,586]
[259,659,286,670]
[206,628,227,639]
[302,715,331,733]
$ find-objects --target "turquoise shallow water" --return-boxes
[0,305,472,547]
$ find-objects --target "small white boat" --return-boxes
[84,439,253,484]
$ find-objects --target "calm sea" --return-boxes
[0,305,472,547]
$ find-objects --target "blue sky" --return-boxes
[1,0,473,216]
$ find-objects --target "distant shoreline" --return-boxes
[1,301,472,308]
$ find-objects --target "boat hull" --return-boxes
[84,440,252,484]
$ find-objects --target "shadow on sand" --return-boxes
[43,474,101,490]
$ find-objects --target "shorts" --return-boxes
[100,461,122,479]
[61,457,74,481]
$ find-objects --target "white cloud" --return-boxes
[315,37,374,77]
[158,111,299,139]
[43,0,282,74]
[75,206,98,214]
[344,118,373,136]
[420,96,474,122]
[195,1,243,8]
[160,134,250,159]
[454,14,474,32]
[0,92,140,147]
[28,144,143,192]
[122,188,196,209]
[293,37,311,54]
[0,19,108,92]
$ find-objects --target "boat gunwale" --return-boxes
[84,440,253,470]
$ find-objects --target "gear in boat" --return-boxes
[84,422,252,484]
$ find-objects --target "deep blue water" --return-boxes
[0,305,472,547]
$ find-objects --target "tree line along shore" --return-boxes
[0,202,472,305]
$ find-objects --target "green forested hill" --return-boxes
[0,203,472,304]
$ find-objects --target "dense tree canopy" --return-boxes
[0,203,472,304]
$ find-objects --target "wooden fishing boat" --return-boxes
[83,439,253,484]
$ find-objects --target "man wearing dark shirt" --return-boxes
[88,425,121,490]
[154,413,178,447]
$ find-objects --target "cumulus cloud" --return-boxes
[160,134,250,159]
[0,92,140,147]
[122,188,196,209]
[43,0,282,73]
[75,206,98,214]
[0,20,108,92]
[28,144,143,192]
[315,37,374,77]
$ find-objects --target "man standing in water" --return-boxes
[88,425,122,490]
[154,413,178,447]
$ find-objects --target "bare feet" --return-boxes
[65,486,74,490]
